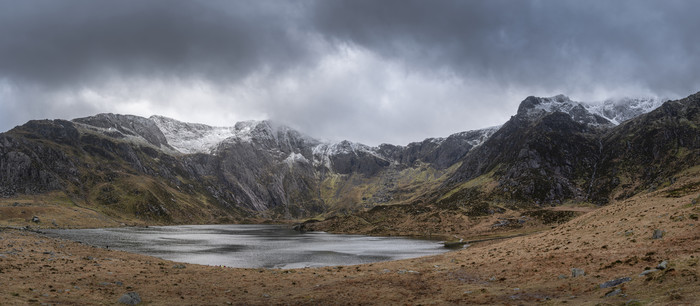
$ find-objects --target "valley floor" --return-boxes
[1,189,699,305]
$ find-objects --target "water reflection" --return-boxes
[44,224,448,269]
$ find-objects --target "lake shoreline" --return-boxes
[40,224,451,269]
[2,191,698,304]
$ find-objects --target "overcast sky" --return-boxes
[1,0,699,145]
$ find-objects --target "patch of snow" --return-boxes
[466,126,500,147]
[519,95,663,127]
[150,115,239,154]
[284,152,309,167]
[311,140,389,170]
[522,95,584,118]
[427,137,446,145]
[585,97,664,125]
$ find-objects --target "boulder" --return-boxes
[639,269,658,276]
[605,288,622,297]
[600,277,631,289]
[118,292,141,305]
[571,268,585,277]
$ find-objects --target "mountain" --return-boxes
[0,111,497,221]
[438,93,697,207]
[1,92,695,226]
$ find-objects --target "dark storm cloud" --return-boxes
[310,0,700,96]
[0,0,314,87]
[1,0,699,144]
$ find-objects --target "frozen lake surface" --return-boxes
[44,224,449,269]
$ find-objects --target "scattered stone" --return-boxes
[600,277,631,289]
[639,269,658,276]
[381,269,391,274]
[655,260,668,270]
[118,292,141,305]
[172,264,186,269]
[262,294,271,298]
[652,229,664,239]
[571,268,586,277]
[31,216,40,223]
[605,288,622,297]
[397,269,419,274]
[624,230,634,236]
[625,299,642,306]
[558,274,568,279]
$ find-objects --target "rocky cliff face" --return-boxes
[1,92,694,222]
[440,93,698,207]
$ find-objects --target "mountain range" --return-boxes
[1,92,698,224]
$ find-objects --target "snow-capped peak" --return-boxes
[517,95,664,127]
[518,95,579,117]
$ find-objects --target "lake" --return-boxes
[43,224,449,269]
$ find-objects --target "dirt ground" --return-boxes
[1,187,699,305]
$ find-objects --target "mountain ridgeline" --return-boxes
[1,92,698,223]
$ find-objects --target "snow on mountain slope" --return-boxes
[586,97,664,125]
[146,95,662,157]
[150,115,241,154]
[462,126,500,147]
[311,140,385,168]
[517,95,611,126]
[517,95,663,127]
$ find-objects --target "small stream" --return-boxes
[43,224,449,269]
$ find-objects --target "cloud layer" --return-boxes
[1,0,699,145]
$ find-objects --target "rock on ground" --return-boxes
[600,277,631,289]
[571,268,585,277]
[118,292,141,305]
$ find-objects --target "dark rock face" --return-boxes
[74,113,171,149]
[0,127,76,196]
[592,93,700,201]
[448,107,602,204]
[376,128,498,170]
[444,92,700,206]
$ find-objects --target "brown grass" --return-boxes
[1,182,699,304]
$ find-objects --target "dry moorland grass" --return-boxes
[1,185,698,305]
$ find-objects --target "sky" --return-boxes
[1,0,699,145]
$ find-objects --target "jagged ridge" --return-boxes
[0,92,689,223]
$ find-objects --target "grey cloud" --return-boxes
[0,0,315,88]
[310,0,700,96]
[1,0,699,144]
